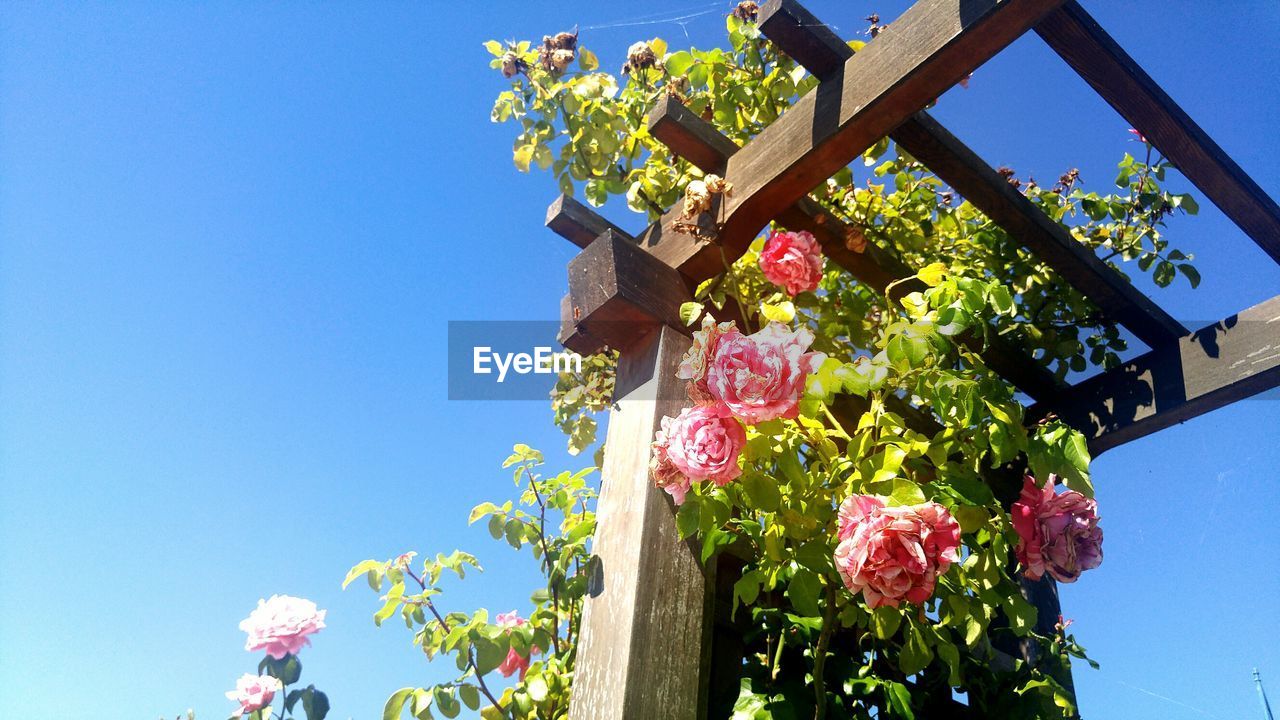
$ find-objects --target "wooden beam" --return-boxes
[756,0,1184,349]
[564,230,691,360]
[647,94,739,175]
[891,113,1187,348]
[644,0,1068,282]
[648,89,1063,402]
[547,193,634,249]
[1036,1,1280,265]
[569,326,712,720]
[1030,294,1280,455]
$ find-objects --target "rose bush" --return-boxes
[460,7,1201,717]
[220,596,330,720]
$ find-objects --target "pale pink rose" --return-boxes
[758,229,824,296]
[495,611,539,680]
[239,595,326,659]
[1011,474,1103,583]
[650,440,692,505]
[653,405,746,492]
[834,495,961,609]
[677,315,741,405]
[707,323,825,424]
[226,673,282,716]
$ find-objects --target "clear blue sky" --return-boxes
[2,2,1278,718]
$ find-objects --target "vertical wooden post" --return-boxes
[560,231,712,720]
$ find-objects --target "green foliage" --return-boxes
[348,445,597,720]
[469,10,1205,719]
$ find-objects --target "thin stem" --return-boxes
[812,583,838,720]
[524,467,564,657]
[404,567,510,719]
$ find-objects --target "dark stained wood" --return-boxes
[647,95,739,174]
[646,96,1064,401]
[569,325,713,720]
[644,0,1068,282]
[565,230,692,356]
[1036,1,1280,265]
[1030,294,1280,454]
[891,112,1187,348]
[757,0,851,81]
[547,193,634,249]
[756,2,1183,349]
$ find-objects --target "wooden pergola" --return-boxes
[539,0,1280,716]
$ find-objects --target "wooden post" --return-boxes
[563,231,713,720]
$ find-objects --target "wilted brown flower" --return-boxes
[732,1,760,21]
[622,41,657,75]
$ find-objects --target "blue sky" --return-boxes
[1,1,1278,718]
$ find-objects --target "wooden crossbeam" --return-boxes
[647,94,1064,402]
[1031,294,1280,455]
[639,0,1069,283]
[1036,1,1280,266]
[759,0,1185,349]
[547,194,634,248]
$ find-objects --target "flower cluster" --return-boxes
[758,229,825,296]
[833,495,962,608]
[651,317,824,503]
[1011,474,1104,583]
[495,610,540,680]
[227,595,328,717]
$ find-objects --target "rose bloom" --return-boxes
[239,595,327,659]
[496,611,538,680]
[677,315,741,406]
[226,673,282,716]
[759,229,824,296]
[1011,474,1103,583]
[653,405,746,493]
[707,323,825,424]
[834,495,961,609]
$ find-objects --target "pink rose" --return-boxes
[759,229,824,296]
[677,315,741,405]
[496,611,540,680]
[707,323,825,424]
[226,673,282,716]
[651,405,747,506]
[239,595,326,659]
[834,495,961,609]
[1011,475,1103,583]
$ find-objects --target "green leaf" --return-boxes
[527,674,549,702]
[884,681,915,719]
[302,686,330,720]
[760,300,795,323]
[579,47,599,71]
[344,560,383,589]
[741,472,781,512]
[1178,263,1201,288]
[665,50,695,76]
[680,301,704,326]
[898,624,934,676]
[458,684,481,711]
[786,569,822,616]
[483,40,504,57]
[888,478,926,507]
[872,606,902,640]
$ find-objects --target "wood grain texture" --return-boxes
[566,230,693,356]
[1036,1,1280,265]
[647,95,739,174]
[1031,294,1280,454]
[547,194,635,249]
[569,325,712,720]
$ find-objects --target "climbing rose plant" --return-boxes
[227,595,330,720]
[350,7,1203,719]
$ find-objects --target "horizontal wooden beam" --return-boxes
[891,112,1187,348]
[756,0,1184,349]
[647,95,739,174]
[1031,294,1280,454]
[648,82,1063,402]
[644,0,1067,282]
[1036,1,1280,265]
[547,194,634,248]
